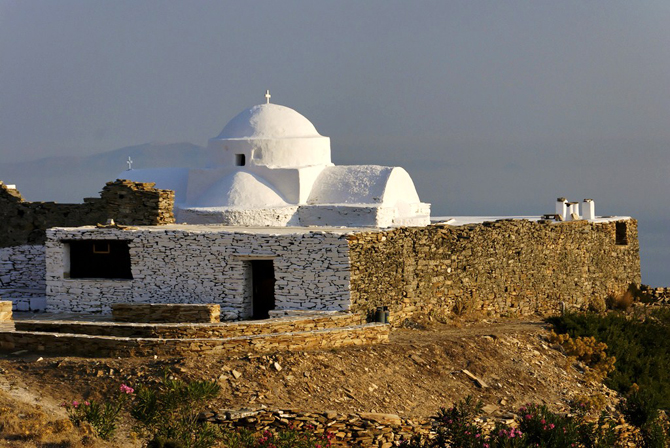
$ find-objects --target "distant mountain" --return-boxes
[0,142,211,203]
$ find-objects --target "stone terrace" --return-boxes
[0,310,388,357]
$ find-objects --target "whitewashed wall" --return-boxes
[45,227,352,317]
[0,245,47,311]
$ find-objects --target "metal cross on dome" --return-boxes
[265,89,271,104]
[127,157,133,170]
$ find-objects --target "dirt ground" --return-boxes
[0,317,621,447]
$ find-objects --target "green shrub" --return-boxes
[618,385,660,428]
[221,428,332,448]
[639,420,669,448]
[131,372,222,448]
[547,310,670,408]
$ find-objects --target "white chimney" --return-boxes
[567,202,580,220]
[556,198,568,220]
[582,199,595,220]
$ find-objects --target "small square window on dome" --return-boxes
[235,154,246,166]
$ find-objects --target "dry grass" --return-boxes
[606,291,634,311]
[0,390,126,447]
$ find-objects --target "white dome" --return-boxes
[216,104,322,140]
[193,171,287,208]
[209,102,332,168]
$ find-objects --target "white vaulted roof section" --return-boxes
[307,165,421,207]
[192,171,288,208]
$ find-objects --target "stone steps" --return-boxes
[13,312,365,339]
[0,323,389,357]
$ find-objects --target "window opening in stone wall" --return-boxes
[235,154,246,166]
[251,260,275,319]
[616,222,628,246]
[66,240,133,279]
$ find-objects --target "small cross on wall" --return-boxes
[265,89,271,104]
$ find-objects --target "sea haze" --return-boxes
[0,139,666,287]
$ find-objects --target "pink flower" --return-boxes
[84,401,90,406]
[120,384,134,394]
[72,400,79,408]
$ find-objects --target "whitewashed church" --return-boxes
[2,92,638,321]
[121,92,430,228]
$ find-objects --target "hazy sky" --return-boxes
[1,1,669,283]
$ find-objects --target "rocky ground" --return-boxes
[0,317,625,447]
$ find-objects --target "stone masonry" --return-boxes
[209,408,432,447]
[46,226,352,316]
[0,179,174,247]
[111,303,221,323]
[347,219,641,323]
[0,179,174,310]
[42,219,640,323]
[0,245,46,310]
[0,245,45,291]
[0,321,389,357]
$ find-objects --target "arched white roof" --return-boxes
[306,165,421,205]
[209,103,331,168]
[216,104,322,140]
[192,171,287,208]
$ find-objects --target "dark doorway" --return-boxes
[251,260,275,319]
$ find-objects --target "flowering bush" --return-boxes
[398,397,619,448]
[432,396,488,448]
[62,383,134,440]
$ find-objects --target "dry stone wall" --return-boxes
[0,245,45,291]
[112,303,221,323]
[0,179,174,247]
[209,408,432,447]
[46,226,352,316]
[0,180,173,310]
[348,219,641,323]
[0,323,389,357]
[0,245,46,311]
[641,286,670,302]
[14,312,366,338]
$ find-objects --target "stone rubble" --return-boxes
[209,408,433,447]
